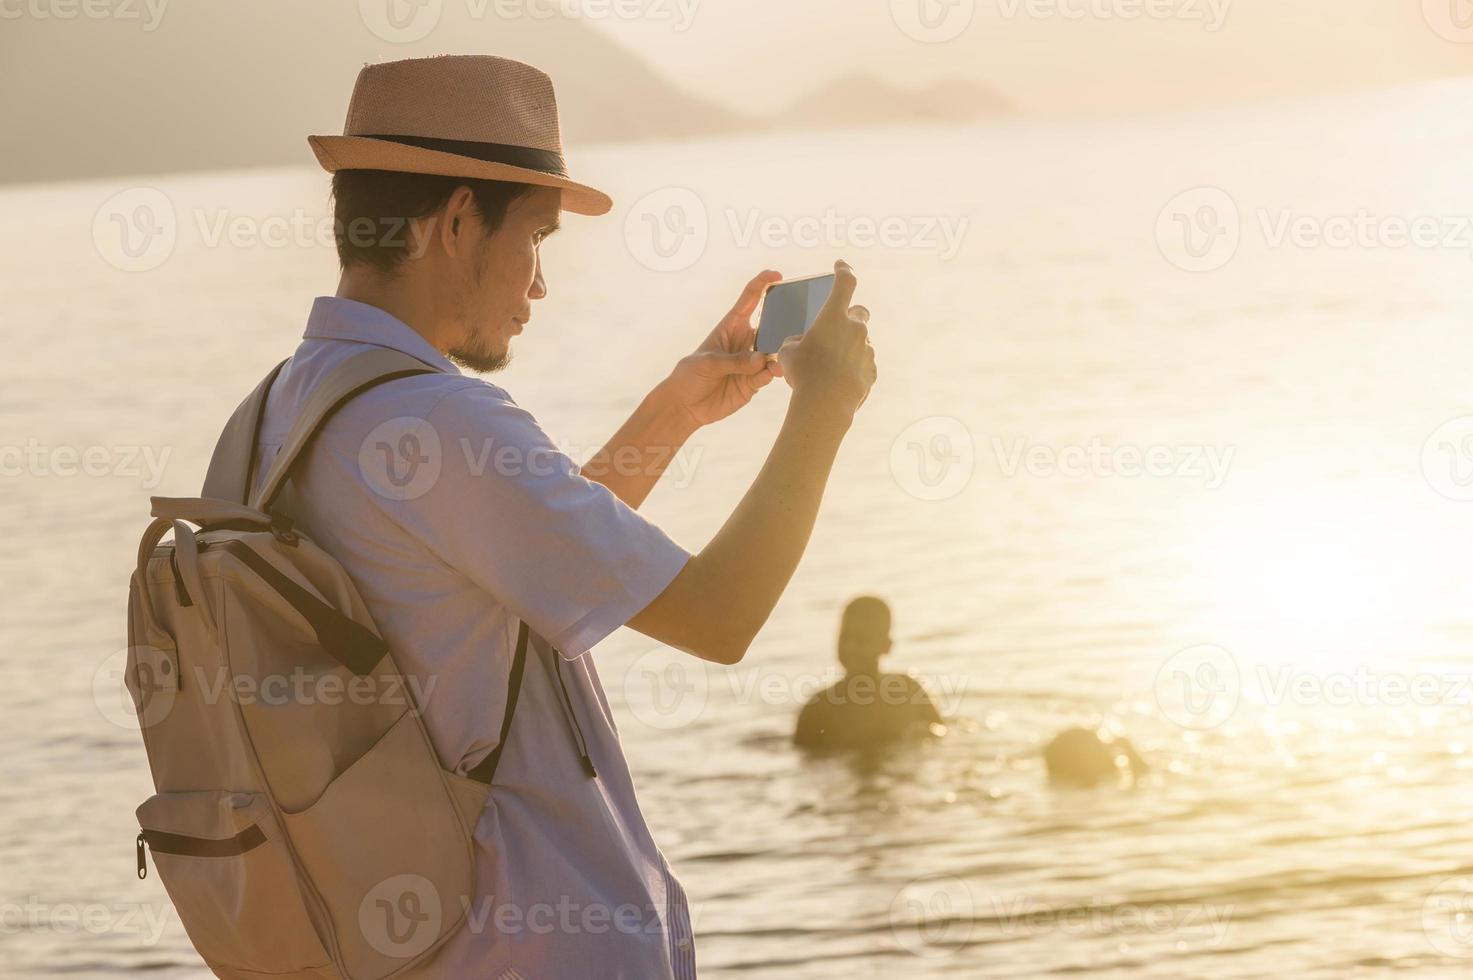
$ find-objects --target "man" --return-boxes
[246,55,874,978]
[794,597,943,750]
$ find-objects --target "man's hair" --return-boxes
[330,169,534,273]
[838,595,891,673]
[840,596,891,641]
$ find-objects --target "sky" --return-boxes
[581,0,1473,115]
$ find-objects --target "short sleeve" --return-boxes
[388,381,691,657]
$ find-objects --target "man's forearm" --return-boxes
[581,385,699,509]
[629,390,852,662]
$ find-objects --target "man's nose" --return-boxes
[529,254,547,300]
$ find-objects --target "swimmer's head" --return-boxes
[1043,727,1147,788]
[837,596,893,675]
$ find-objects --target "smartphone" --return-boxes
[753,273,836,355]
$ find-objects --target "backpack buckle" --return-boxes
[269,515,299,546]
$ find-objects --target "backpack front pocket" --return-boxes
[279,710,479,980]
[136,791,331,976]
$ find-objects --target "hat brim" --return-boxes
[308,134,612,217]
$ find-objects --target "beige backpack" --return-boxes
[126,349,530,979]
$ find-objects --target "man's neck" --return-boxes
[336,271,450,355]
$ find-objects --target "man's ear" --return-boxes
[438,185,479,258]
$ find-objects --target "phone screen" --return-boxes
[754,274,836,354]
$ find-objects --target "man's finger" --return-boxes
[817,260,858,322]
[728,269,783,320]
[849,305,870,324]
[704,350,768,375]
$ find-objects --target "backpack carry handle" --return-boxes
[150,496,273,527]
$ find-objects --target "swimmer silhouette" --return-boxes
[794,597,944,751]
[1043,728,1147,787]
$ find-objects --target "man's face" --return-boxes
[446,185,562,373]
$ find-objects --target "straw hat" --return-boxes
[309,55,612,216]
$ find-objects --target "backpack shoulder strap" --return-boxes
[202,358,288,505]
[251,347,440,513]
[465,621,531,785]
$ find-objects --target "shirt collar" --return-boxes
[303,296,460,375]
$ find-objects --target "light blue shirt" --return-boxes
[250,296,697,978]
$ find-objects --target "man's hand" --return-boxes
[657,269,784,428]
[629,260,877,665]
[772,260,875,419]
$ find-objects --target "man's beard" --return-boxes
[447,341,510,374]
[450,252,513,372]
